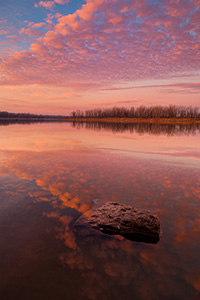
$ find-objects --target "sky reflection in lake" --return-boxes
[0,122,200,300]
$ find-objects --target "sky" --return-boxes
[0,0,200,115]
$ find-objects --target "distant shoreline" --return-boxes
[0,118,61,121]
[1,117,200,125]
[63,117,200,125]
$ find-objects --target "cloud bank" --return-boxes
[0,0,200,90]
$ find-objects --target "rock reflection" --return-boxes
[75,223,160,244]
[71,121,200,136]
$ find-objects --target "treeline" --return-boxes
[70,105,200,119]
[0,111,65,119]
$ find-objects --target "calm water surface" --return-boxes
[0,122,200,300]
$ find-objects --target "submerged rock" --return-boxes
[76,201,160,244]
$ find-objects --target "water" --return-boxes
[0,121,200,300]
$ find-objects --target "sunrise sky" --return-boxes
[0,0,200,114]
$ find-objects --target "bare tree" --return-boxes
[68,105,200,119]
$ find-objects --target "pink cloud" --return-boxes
[56,0,105,31]
[0,0,200,95]
[76,0,104,21]
[54,0,70,4]
[44,13,62,24]
[36,1,55,10]
[0,30,7,35]
[35,0,69,10]
[31,22,45,29]
[43,31,65,49]
[19,28,45,37]
[25,21,45,29]
[57,13,79,31]
[44,13,54,24]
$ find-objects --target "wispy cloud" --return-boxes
[101,82,200,93]
[116,100,141,105]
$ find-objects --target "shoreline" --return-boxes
[63,117,200,125]
[1,117,200,125]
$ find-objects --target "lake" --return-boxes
[0,121,200,300]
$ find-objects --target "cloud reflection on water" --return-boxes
[0,147,200,299]
[0,123,200,299]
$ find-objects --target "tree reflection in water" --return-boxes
[71,121,200,136]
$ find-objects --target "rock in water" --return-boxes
[81,202,160,244]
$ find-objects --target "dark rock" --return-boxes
[75,201,160,244]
